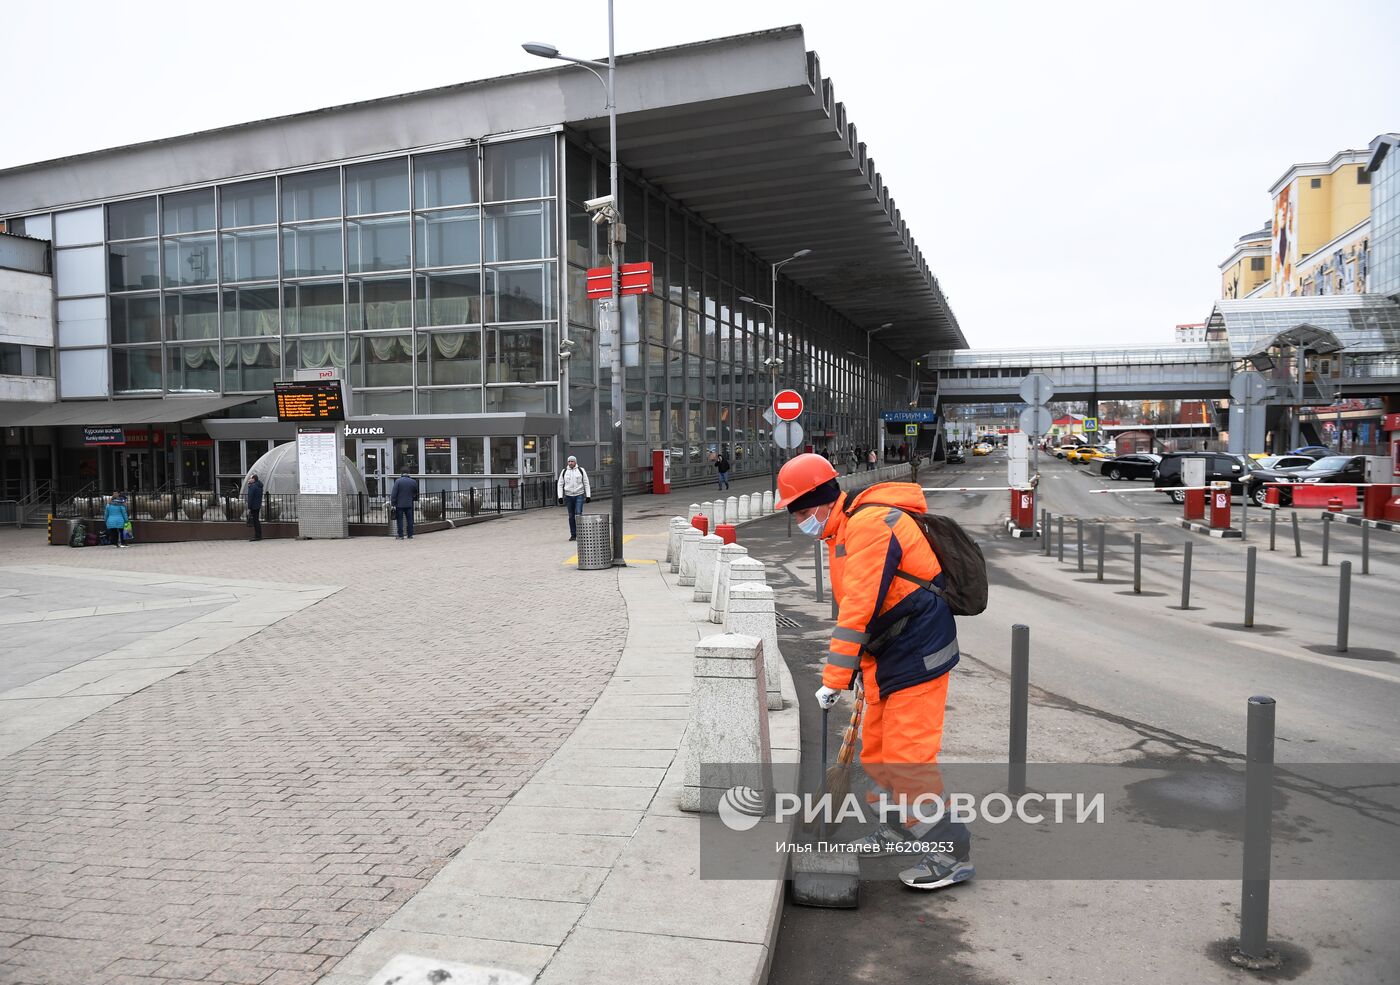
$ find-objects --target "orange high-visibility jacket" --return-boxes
[822,481,959,702]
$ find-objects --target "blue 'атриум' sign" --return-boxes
[880,410,936,423]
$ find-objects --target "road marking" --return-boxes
[1223,633,1400,683]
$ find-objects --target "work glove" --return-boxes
[557,497,563,506]
[815,686,840,709]
[585,496,592,503]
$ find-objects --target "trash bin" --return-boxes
[576,513,614,569]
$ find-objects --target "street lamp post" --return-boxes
[738,249,809,497]
[524,1,625,565]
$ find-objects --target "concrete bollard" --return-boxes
[762,490,774,513]
[666,517,689,567]
[709,543,749,624]
[693,534,724,603]
[677,527,703,586]
[702,501,716,527]
[738,493,752,521]
[688,503,702,523]
[726,496,739,522]
[680,633,773,813]
[725,580,782,710]
[713,499,726,526]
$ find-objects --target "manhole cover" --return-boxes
[775,614,799,629]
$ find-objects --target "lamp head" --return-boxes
[792,249,812,259]
[522,42,560,59]
[738,295,756,304]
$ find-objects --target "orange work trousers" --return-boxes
[860,674,951,814]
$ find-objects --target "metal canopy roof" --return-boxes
[568,29,965,357]
[0,394,258,428]
[0,26,962,362]
[1205,295,1400,357]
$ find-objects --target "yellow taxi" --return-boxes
[1069,446,1113,464]
[972,442,993,456]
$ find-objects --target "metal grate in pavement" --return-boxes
[775,613,800,628]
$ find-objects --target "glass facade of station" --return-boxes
[5,129,907,493]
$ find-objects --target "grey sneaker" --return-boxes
[898,851,975,890]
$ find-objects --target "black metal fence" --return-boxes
[49,477,560,526]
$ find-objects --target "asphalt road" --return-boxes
[743,452,1400,985]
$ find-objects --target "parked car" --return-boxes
[946,446,966,464]
[1245,454,1369,506]
[1053,444,1083,459]
[1152,452,1254,503]
[1100,453,1162,481]
[1288,445,1332,460]
[1070,446,1113,464]
[1254,455,1316,471]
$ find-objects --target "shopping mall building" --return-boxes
[0,26,963,502]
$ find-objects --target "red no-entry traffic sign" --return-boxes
[773,389,804,421]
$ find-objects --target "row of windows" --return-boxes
[0,343,53,378]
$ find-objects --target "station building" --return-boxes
[0,26,962,503]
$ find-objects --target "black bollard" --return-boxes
[1321,513,1330,566]
[1181,540,1193,609]
[1362,523,1370,576]
[1338,561,1351,652]
[1042,509,1051,556]
[1096,524,1105,582]
[1009,624,1029,797]
[1133,533,1142,594]
[1245,547,1257,628]
[1077,518,1085,572]
[1234,695,1278,968]
[1291,512,1302,558]
[1269,508,1276,552]
[1058,516,1065,563]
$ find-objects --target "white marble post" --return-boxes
[725,496,739,522]
[688,503,702,522]
[738,493,752,521]
[762,490,774,513]
[666,517,689,569]
[692,533,724,603]
[725,581,782,710]
[713,499,726,526]
[677,527,703,586]
[680,633,773,814]
[701,501,716,528]
[708,543,749,624]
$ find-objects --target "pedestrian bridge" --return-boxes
[928,295,1400,404]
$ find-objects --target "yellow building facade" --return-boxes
[1219,147,1373,299]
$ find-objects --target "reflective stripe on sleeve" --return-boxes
[831,626,870,644]
[826,649,860,669]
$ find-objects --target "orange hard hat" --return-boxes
[775,453,840,508]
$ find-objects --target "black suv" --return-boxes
[1152,452,1251,503]
[1245,454,1368,506]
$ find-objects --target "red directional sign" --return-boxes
[773,389,804,421]
[585,262,654,299]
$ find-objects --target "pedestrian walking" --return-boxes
[104,492,129,548]
[776,452,972,891]
[245,473,264,542]
[556,455,592,541]
[866,448,877,471]
[714,451,731,490]
[899,441,908,462]
[389,468,419,540]
[849,447,860,476]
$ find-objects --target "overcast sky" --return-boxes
[3,0,1397,349]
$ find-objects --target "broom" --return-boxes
[823,680,865,808]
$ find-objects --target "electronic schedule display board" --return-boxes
[274,380,345,423]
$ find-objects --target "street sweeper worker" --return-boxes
[776,452,973,890]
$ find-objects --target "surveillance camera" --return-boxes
[591,210,609,226]
[584,194,614,212]
[558,349,573,359]
[559,338,578,350]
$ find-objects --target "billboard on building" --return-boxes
[1272,183,1297,296]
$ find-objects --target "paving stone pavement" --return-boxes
[0,510,626,985]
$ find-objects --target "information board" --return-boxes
[297,426,340,495]
[275,380,345,422]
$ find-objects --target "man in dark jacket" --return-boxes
[245,474,264,542]
[389,469,419,540]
